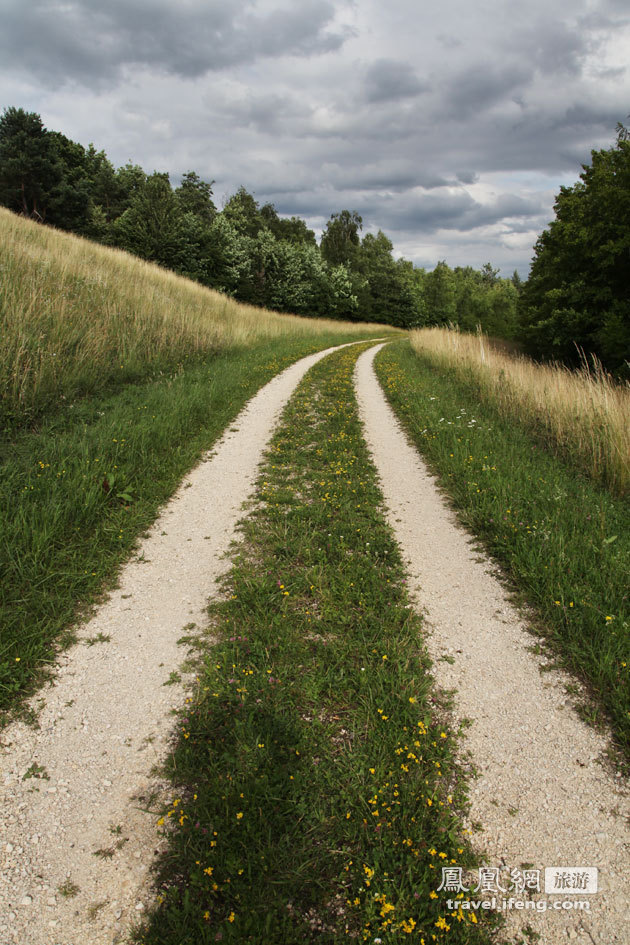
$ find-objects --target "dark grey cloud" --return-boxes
[363,59,429,104]
[317,161,448,193]
[211,90,311,135]
[0,0,349,88]
[456,171,479,185]
[371,190,544,235]
[1,0,628,276]
[439,64,533,120]
[517,19,591,77]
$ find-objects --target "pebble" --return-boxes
[5,843,14,853]
[135,901,144,912]
[20,896,32,906]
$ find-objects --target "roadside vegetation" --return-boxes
[375,339,630,760]
[134,342,496,945]
[0,210,392,717]
[410,327,629,496]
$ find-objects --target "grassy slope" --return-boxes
[375,340,629,761]
[0,210,395,716]
[135,342,497,945]
[0,206,392,427]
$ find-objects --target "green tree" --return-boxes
[175,171,216,224]
[260,202,316,245]
[452,266,518,338]
[320,210,362,266]
[520,125,630,373]
[47,131,92,232]
[327,264,359,319]
[203,215,250,295]
[356,230,418,326]
[0,107,61,219]
[83,145,119,221]
[110,172,183,267]
[480,261,500,285]
[423,261,457,325]
[223,186,263,238]
[114,163,147,212]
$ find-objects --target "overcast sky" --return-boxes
[2,0,629,275]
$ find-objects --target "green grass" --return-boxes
[375,341,629,761]
[133,342,497,945]
[0,334,387,719]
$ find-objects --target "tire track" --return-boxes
[355,343,629,945]
[0,340,379,945]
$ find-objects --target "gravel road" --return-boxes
[3,337,626,945]
[355,343,629,945]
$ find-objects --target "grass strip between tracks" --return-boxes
[135,342,497,945]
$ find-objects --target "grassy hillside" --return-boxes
[0,209,394,716]
[0,207,388,427]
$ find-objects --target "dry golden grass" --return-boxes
[0,208,388,420]
[410,326,630,495]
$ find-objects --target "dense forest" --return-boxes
[1,106,628,373]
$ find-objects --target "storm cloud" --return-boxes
[363,60,430,104]
[1,0,629,275]
[0,0,350,86]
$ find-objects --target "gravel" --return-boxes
[0,341,370,945]
[355,344,630,945]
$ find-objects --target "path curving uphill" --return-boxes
[355,343,630,945]
[0,340,377,945]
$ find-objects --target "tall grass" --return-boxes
[410,326,630,496]
[0,208,386,424]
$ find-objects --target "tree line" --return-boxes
[2,106,627,372]
[0,106,521,335]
